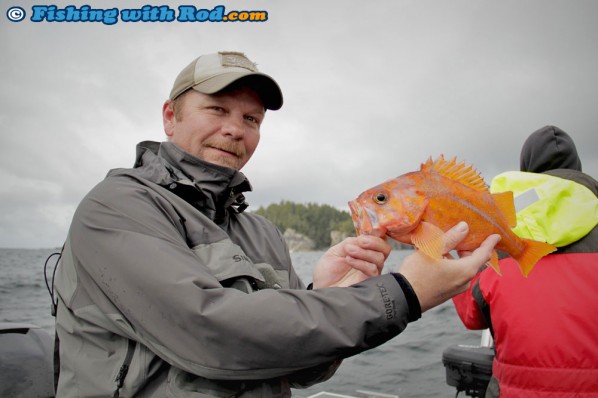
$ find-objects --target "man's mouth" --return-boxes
[208,145,241,158]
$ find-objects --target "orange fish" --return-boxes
[348,155,556,277]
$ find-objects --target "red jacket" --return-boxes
[456,130,598,396]
[453,252,598,397]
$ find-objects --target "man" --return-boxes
[54,51,499,397]
[452,126,598,397]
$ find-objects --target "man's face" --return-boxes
[163,86,265,170]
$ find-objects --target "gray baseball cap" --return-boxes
[169,51,283,110]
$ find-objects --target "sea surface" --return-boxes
[0,248,483,398]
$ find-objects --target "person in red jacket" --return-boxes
[452,125,598,397]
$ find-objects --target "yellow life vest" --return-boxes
[490,171,598,247]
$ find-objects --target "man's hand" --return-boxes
[398,221,501,312]
[312,235,391,288]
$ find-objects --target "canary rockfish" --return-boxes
[348,155,556,277]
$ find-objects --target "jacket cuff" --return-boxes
[391,273,422,322]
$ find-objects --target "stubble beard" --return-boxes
[202,138,247,170]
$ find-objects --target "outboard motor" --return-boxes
[0,322,55,397]
[442,330,495,397]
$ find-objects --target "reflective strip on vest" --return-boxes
[490,171,598,247]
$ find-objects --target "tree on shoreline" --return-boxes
[252,201,355,250]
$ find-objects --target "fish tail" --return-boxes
[513,238,557,277]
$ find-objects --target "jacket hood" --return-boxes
[520,126,582,173]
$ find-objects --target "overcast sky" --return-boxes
[2,0,597,248]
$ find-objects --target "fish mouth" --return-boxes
[348,200,362,234]
[348,200,386,238]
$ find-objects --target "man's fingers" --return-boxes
[457,234,501,270]
[345,237,390,271]
[474,234,502,262]
[356,235,392,257]
[442,221,469,253]
[344,256,379,276]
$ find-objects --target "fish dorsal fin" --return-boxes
[421,155,489,193]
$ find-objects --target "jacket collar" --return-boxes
[129,141,252,217]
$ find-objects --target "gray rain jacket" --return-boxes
[55,141,415,397]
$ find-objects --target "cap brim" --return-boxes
[193,72,283,110]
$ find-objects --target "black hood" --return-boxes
[520,125,582,173]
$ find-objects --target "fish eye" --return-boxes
[373,193,387,204]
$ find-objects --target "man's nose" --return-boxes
[221,116,245,138]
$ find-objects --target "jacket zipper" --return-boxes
[112,339,136,397]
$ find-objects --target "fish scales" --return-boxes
[348,155,556,276]
[417,172,524,255]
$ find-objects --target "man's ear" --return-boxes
[163,100,175,138]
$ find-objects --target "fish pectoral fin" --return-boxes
[487,250,502,275]
[410,221,445,260]
[492,191,517,228]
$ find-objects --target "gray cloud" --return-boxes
[2,0,597,247]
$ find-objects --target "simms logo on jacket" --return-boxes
[232,254,252,263]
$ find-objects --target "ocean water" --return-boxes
[0,248,483,398]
